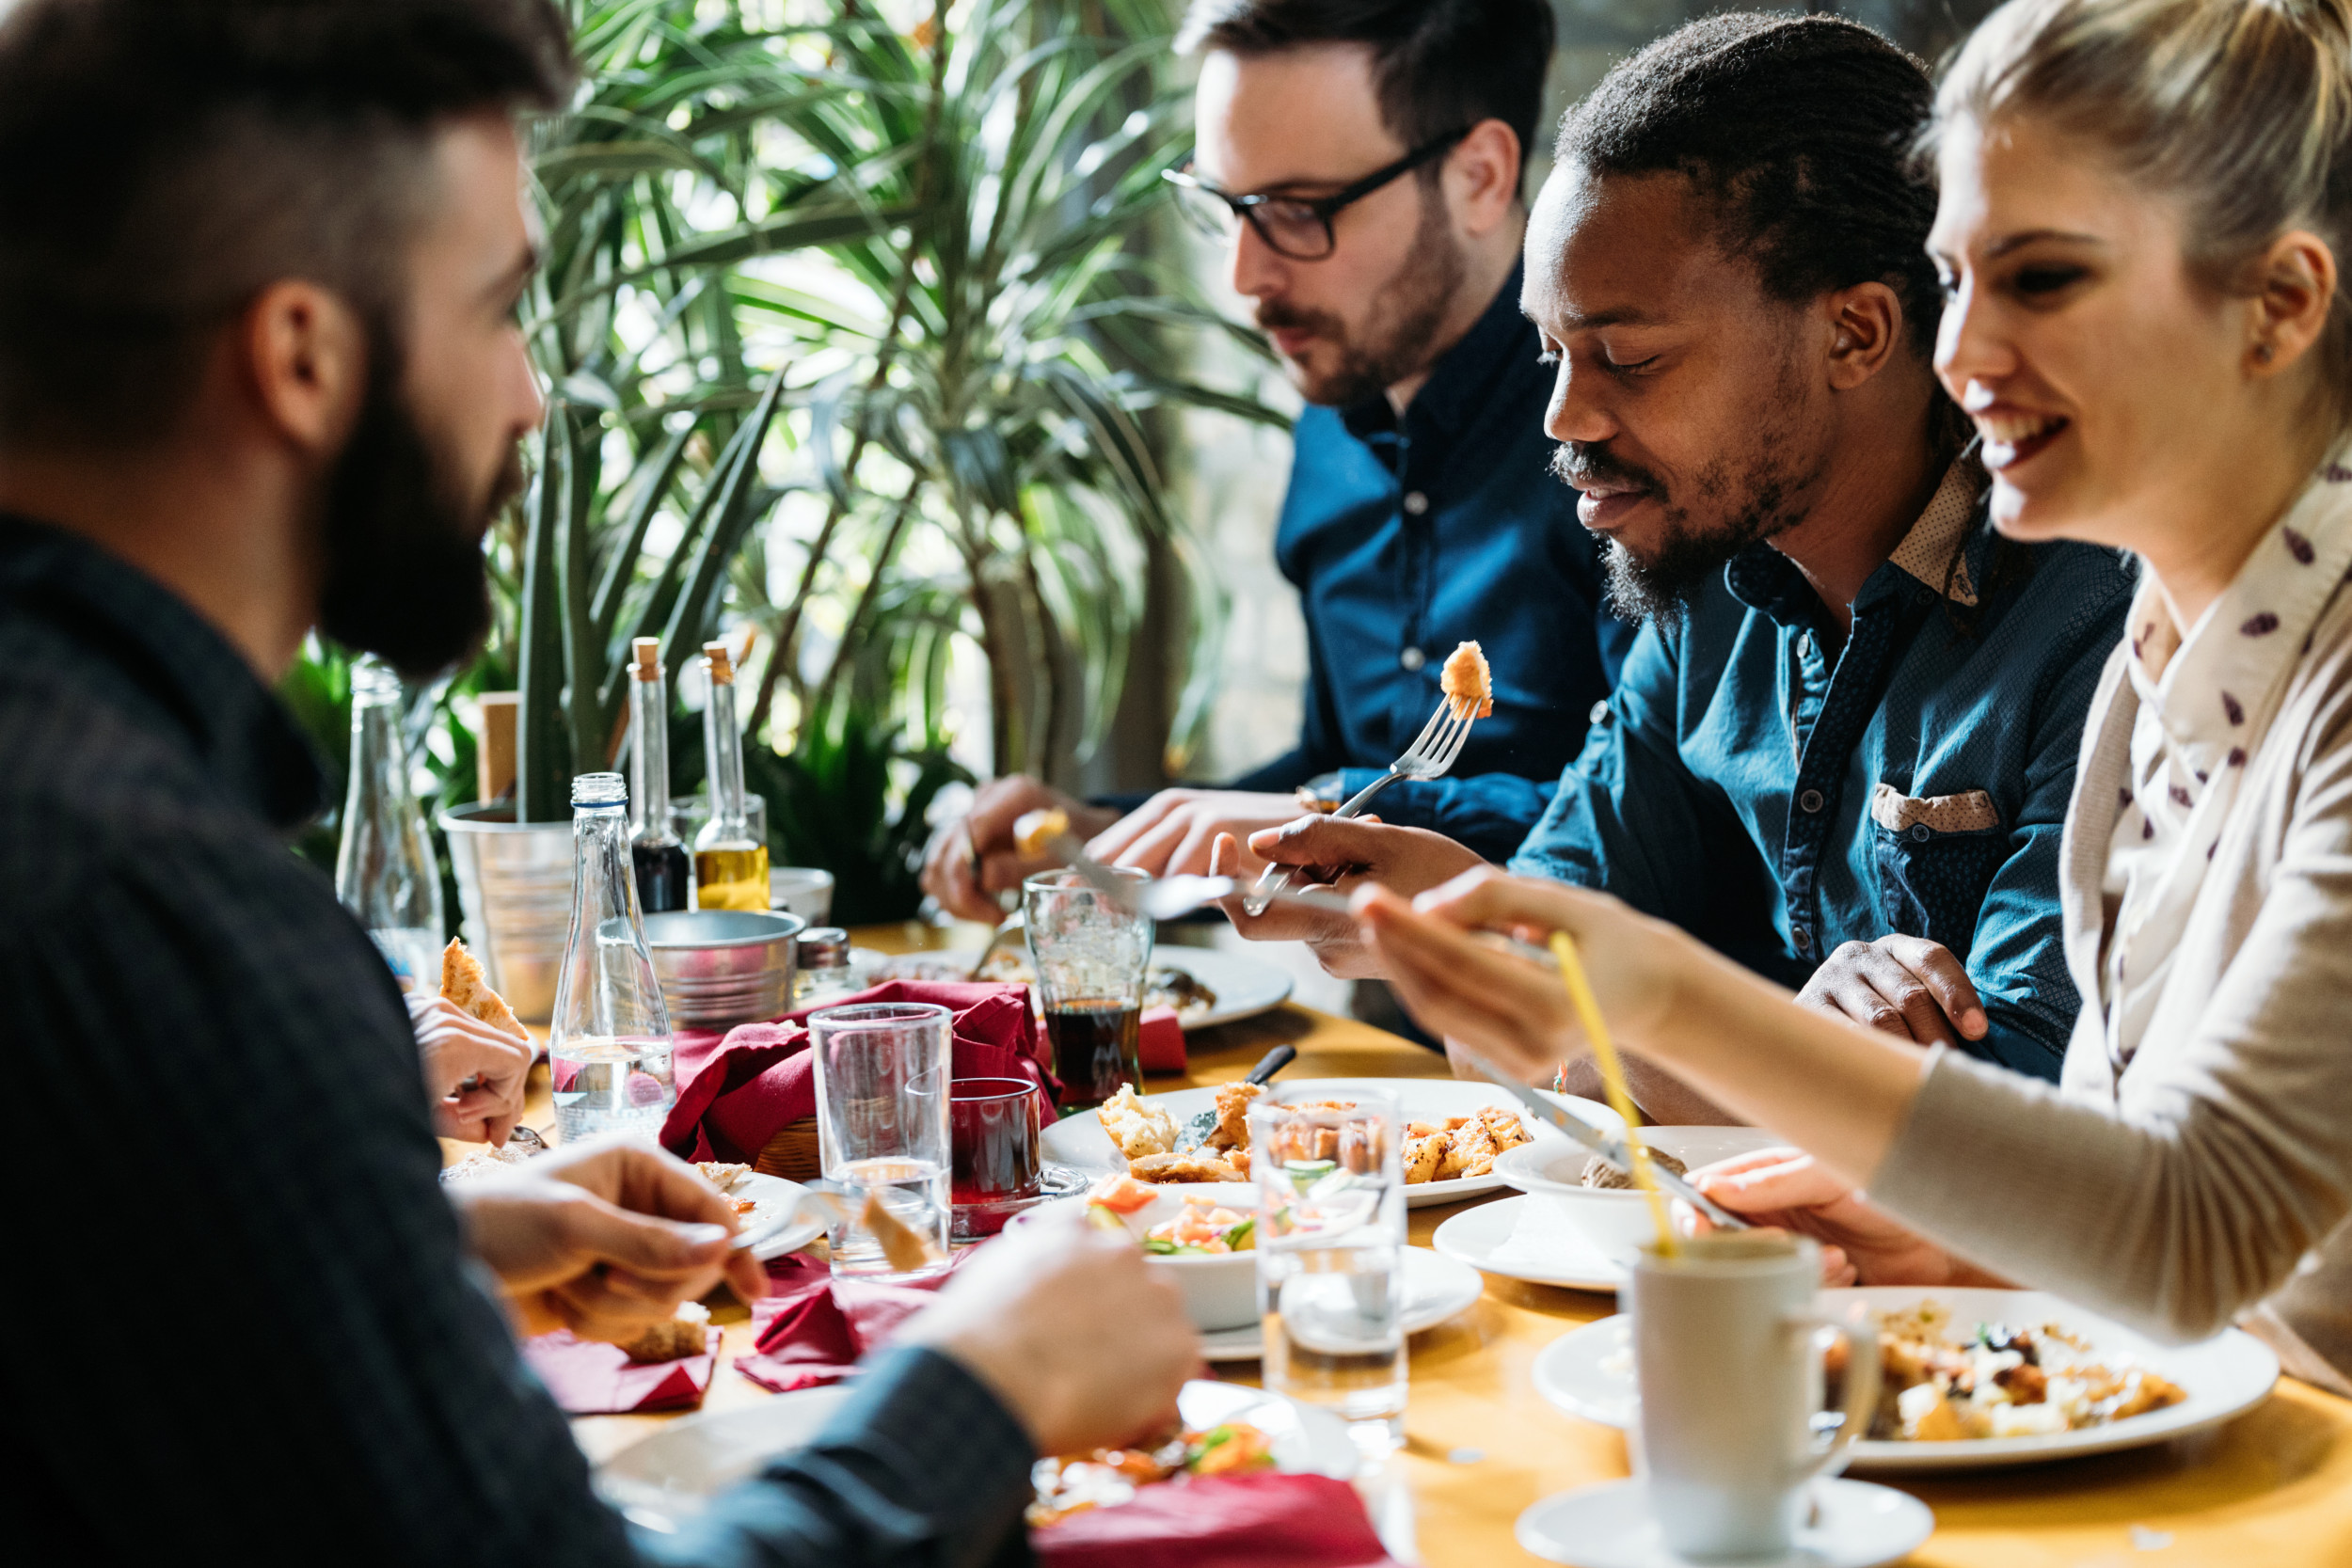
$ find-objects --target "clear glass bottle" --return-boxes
[692,640,770,911]
[334,657,443,993]
[548,770,675,1142]
[627,637,690,914]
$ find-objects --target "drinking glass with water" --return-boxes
[1248,1085,1407,1460]
[810,1002,953,1280]
[548,772,675,1143]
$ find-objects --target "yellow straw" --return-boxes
[1548,930,1679,1259]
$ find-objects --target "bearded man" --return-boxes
[922,0,1630,915]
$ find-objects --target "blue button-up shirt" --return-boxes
[1227,266,1634,861]
[1508,463,2135,1078]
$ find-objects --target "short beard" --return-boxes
[1260,176,1467,408]
[314,321,517,679]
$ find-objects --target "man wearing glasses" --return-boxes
[922,0,1629,929]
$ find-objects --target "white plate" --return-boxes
[595,1377,1359,1530]
[1431,1193,1630,1291]
[858,945,1294,1031]
[1530,1287,2280,1471]
[1039,1077,1622,1208]
[728,1172,829,1261]
[1197,1245,1486,1361]
[1517,1477,1933,1568]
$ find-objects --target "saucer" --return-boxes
[1196,1246,1485,1361]
[1430,1194,1627,1291]
[1516,1478,1933,1568]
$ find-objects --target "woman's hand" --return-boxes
[1686,1148,2003,1289]
[1351,868,1692,1082]
[406,992,533,1146]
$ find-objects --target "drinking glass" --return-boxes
[948,1077,1044,1240]
[1248,1085,1406,1459]
[1628,1233,1880,1560]
[809,1002,952,1280]
[1023,867,1153,1110]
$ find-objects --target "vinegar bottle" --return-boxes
[627,637,690,914]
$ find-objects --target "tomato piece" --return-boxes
[1086,1172,1158,1214]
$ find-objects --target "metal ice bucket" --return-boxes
[440,800,575,1022]
[644,910,805,1030]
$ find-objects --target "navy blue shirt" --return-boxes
[1507,463,2135,1079]
[1227,265,1634,861]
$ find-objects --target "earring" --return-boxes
[2256,341,2276,364]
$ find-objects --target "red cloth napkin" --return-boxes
[519,1327,722,1415]
[1034,1473,1404,1568]
[734,1252,973,1393]
[660,979,1058,1164]
[1137,1005,1185,1072]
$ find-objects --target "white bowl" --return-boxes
[1495,1127,1787,1267]
[768,866,835,924]
[1011,1183,1260,1332]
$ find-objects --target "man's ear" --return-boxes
[239,280,367,456]
[1444,118,1522,240]
[1822,280,1905,391]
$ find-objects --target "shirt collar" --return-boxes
[0,514,324,831]
[1338,262,1531,445]
[1724,449,1989,623]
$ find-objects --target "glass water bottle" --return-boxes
[334,657,443,993]
[628,637,690,914]
[548,771,675,1143]
[692,640,770,911]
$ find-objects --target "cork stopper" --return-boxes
[631,637,660,682]
[703,640,735,686]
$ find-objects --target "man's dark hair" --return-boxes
[0,0,574,450]
[1555,12,1943,358]
[1176,0,1554,196]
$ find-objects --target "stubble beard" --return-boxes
[1261,178,1468,409]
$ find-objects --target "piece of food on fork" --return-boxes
[1440,641,1492,721]
[1014,807,1073,858]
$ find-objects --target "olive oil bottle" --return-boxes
[691,640,769,911]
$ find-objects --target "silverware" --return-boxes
[1174,1044,1296,1152]
[728,1185,850,1253]
[507,1124,549,1152]
[1456,1053,1751,1231]
[1244,696,1480,915]
[967,911,1025,979]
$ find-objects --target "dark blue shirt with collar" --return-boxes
[1226,265,1634,860]
[1506,472,2136,1080]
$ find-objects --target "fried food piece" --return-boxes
[1098,1085,1177,1159]
[1478,1105,1531,1151]
[1580,1148,1690,1190]
[1208,1081,1263,1151]
[440,937,526,1041]
[694,1161,752,1191]
[620,1302,711,1364]
[862,1191,944,1273]
[1439,641,1493,721]
[1404,1132,1445,1184]
[1013,807,1071,857]
[1128,1151,1248,1183]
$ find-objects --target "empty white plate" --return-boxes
[1517,1477,1933,1568]
[1197,1245,1486,1360]
[1431,1193,1629,1291]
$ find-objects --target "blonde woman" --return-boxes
[1357,0,2352,1394]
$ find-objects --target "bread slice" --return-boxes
[440,938,527,1041]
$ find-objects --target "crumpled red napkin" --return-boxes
[660,979,1057,1164]
[1034,1472,1404,1568]
[734,1252,975,1393]
[519,1327,722,1415]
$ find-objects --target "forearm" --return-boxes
[1557,1054,1743,1129]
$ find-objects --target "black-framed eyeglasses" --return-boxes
[1160,129,1470,261]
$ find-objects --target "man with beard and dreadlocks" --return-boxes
[921,0,1632,925]
[0,3,1197,1564]
[1220,11,2136,1119]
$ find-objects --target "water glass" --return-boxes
[1248,1085,1406,1458]
[809,1002,951,1280]
[948,1077,1044,1239]
[1023,868,1153,1109]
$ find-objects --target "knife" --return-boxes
[728,1185,850,1253]
[1457,1053,1750,1231]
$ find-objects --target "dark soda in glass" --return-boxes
[1045,999,1142,1109]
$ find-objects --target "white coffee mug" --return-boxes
[1626,1232,1879,1560]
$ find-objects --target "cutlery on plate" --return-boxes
[729,1185,850,1253]
[1173,1044,1296,1152]
[966,911,1025,979]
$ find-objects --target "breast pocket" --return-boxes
[1867,784,2006,960]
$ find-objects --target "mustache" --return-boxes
[1255,300,1343,338]
[1549,442,1661,499]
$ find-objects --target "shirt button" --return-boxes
[1588,700,1611,725]
[1799,788,1826,814]
[1791,925,1813,955]
[1910,823,1931,843]
[1399,645,1426,672]
[1403,491,1430,515]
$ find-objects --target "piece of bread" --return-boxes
[441,938,527,1041]
[620,1302,711,1364]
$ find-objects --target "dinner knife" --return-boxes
[1456,1053,1751,1231]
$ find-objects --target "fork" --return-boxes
[1243,695,1479,915]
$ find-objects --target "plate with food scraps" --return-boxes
[861,944,1293,1031]
[1039,1076,1621,1207]
[595,1376,1358,1533]
[1530,1287,2280,1470]
[693,1164,829,1261]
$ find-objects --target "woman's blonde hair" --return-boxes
[1935,0,2352,425]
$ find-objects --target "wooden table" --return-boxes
[558,921,2352,1567]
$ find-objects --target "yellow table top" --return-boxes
[536,920,2352,1567]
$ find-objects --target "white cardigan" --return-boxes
[1872,572,2352,1397]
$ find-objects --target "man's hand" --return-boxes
[406,992,533,1146]
[919,776,1118,922]
[1685,1148,2006,1288]
[899,1203,1196,1457]
[1085,788,1301,879]
[452,1138,768,1341]
[1796,936,1986,1047]
[1208,816,1486,978]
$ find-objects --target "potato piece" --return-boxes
[1404,1133,1444,1184]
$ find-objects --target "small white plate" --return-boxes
[1517,1477,1933,1568]
[596,1377,1359,1530]
[1040,1077,1621,1208]
[1431,1193,1630,1291]
[730,1172,828,1261]
[858,946,1295,1031]
[1197,1245,1486,1361]
[1531,1288,2280,1471]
